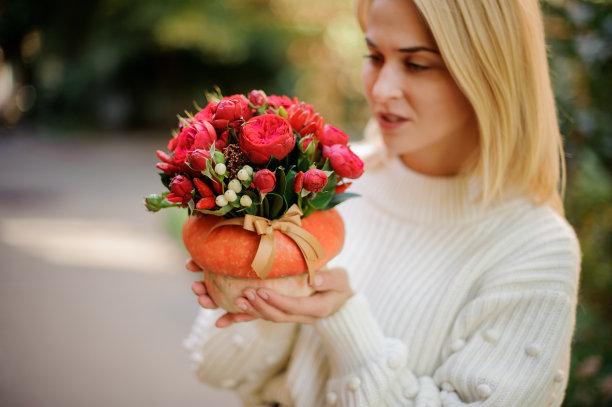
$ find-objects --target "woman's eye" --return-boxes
[364,54,383,63]
[405,62,429,71]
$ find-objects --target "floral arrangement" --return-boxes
[144,88,364,220]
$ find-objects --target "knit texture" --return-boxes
[184,155,581,407]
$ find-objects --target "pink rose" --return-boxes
[323,144,364,179]
[320,124,349,146]
[239,114,295,165]
[293,171,304,193]
[303,169,328,193]
[167,175,193,205]
[253,169,276,193]
[248,90,267,107]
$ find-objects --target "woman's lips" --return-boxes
[376,112,409,130]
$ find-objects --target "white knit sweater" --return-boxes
[183,155,581,407]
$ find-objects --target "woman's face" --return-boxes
[362,0,479,176]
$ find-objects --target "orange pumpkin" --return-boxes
[182,209,345,313]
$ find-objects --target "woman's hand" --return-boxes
[186,259,219,310]
[186,259,258,326]
[217,267,354,327]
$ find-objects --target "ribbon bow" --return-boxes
[209,204,325,283]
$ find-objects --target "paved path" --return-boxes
[0,129,241,407]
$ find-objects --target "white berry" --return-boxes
[215,195,228,207]
[237,169,249,181]
[224,189,237,202]
[240,195,252,207]
[228,179,242,193]
[214,163,227,175]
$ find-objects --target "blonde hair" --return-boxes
[356,0,566,214]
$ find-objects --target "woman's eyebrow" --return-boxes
[365,37,440,55]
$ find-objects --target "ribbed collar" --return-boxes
[353,154,487,225]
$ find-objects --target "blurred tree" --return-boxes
[0,0,367,134]
[543,1,612,405]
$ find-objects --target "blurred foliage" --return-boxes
[543,1,612,405]
[0,0,368,136]
[1,0,611,405]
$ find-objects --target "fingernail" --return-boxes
[313,275,323,287]
[245,290,255,301]
[237,300,248,311]
[258,289,269,300]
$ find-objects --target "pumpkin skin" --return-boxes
[182,209,345,313]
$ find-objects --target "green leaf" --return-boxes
[159,172,172,189]
[328,192,360,208]
[266,193,286,220]
[284,168,299,208]
[193,205,233,216]
[274,167,286,197]
[322,158,332,172]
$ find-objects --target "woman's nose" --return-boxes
[371,65,403,102]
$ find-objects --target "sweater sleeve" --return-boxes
[183,308,299,405]
[313,220,581,407]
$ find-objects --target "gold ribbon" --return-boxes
[208,204,325,283]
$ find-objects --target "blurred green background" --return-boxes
[0,0,610,405]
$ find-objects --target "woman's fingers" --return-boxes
[185,258,202,272]
[216,312,256,328]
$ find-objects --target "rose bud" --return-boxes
[334,181,352,194]
[167,175,194,205]
[214,163,227,175]
[156,162,180,176]
[144,195,163,212]
[303,169,328,193]
[293,171,304,193]
[186,149,211,172]
[248,90,267,107]
[215,195,229,207]
[239,114,295,165]
[196,196,216,210]
[320,124,349,146]
[326,144,364,179]
[240,195,253,207]
[193,178,215,198]
[211,97,245,129]
[228,179,242,193]
[211,178,223,194]
[253,169,276,193]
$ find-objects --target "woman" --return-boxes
[184,0,581,405]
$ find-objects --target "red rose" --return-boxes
[216,130,229,150]
[186,149,211,172]
[168,121,217,165]
[323,144,364,179]
[303,169,328,193]
[239,114,295,165]
[286,102,325,139]
[253,169,276,193]
[211,95,254,129]
[248,90,267,107]
[167,175,193,205]
[267,94,297,109]
[293,171,304,193]
[193,100,217,122]
[320,124,349,146]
